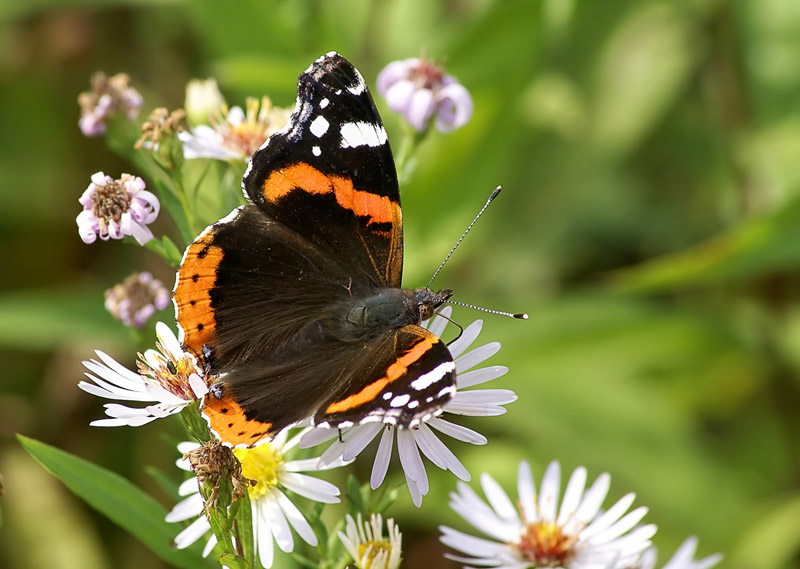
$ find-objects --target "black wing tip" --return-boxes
[307,51,353,76]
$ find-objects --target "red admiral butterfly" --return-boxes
[174,52,472,447]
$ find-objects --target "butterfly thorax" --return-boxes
[326,287,451,343]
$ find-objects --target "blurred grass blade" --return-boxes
[732,494,800,569]
[17,435,206,569]
[0,287,128,350]
[608,199,800,292]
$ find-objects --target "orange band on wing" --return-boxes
[325,337,434,414]
[203,389,273,447]
[174,232,223,355]
[263,163,398,226]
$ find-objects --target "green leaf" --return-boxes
[17,435,207,569]
[590,3,698,156]
[161,235,185,268]
[144,465,181,501]
[218,553,250,569]
[732,494,800,569]
[290,551,320,569]
[345,475,366,515]
[205,499,237,557]
[373,484,401,514]
[234,492,255,565]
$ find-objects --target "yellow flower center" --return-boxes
[358,540,392,569]
[518,521,578,566]
[214,97,289,159]
[138,347,201,400]
[234,444,284,499]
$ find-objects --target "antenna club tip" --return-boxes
[489,186,502,200]
[515,313,529,320]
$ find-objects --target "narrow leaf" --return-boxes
[17,435,206,569]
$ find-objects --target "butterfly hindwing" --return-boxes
[176,203,386,442]
[317,325,456,428]
[244,52,403,288]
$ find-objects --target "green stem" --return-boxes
[394,125,429,186]
[172,167,199,238]
[140,236,173,265]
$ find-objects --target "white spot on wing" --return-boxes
[437,385,456,398]
[410,361,455,391]
[312,146,321,157]
[340,121,388,148]
[390,394,411,408]
[347,78,366,96]
[320,98,329,109]
[309,115,329,138]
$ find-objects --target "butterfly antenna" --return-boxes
[447,300,528,320]
[435,310,465,345]
[426,185,502,290]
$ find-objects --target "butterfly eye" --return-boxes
[419,304,435,321]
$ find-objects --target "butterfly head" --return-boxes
[415,288,453,321]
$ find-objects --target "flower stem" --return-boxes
[394,125,428,185]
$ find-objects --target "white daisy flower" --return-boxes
[440,460,657,569]
[631,537,722,569]
[78,322,208,426]
[300,307,515,507]
[167,429,342,568]
[338,513,402,569]
[178,96,290,162]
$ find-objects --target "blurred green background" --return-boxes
[2,0,800,567]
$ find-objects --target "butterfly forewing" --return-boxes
[244,52,403,288]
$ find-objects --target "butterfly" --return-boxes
[173,52,457,447]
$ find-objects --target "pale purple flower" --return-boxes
[78,72,143,137]
[377,57,473,133]
[440,460,657,569]
[300,307,515,507]
[76,171,159,245]
[631,538,722,569]
[78,322,208,426]
[104,272,169,329]
[178,96,290,161]
[167,429,342,568]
